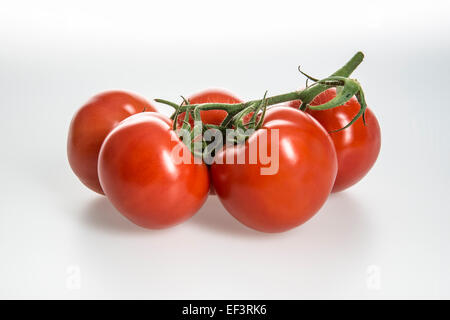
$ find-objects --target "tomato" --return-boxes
[98,112,209,229]
[67,91,157,194]
[289,88,381,192]
[176,88,242,128]
[210,107,337,233]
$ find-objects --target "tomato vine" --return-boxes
[155,51,368,152]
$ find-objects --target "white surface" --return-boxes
[1,0,450,299]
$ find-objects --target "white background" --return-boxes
[1,0,450,299]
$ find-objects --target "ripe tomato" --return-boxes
[211,107,337,233]
[98,112,209,229]
[289,88,381,192]
[176,88,242,128]
[67,91,157,194]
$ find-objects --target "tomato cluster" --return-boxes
[68,87,380,233]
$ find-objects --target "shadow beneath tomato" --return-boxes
[190,191,374,243]
[300,191,375,257]
[189,196,270,237]
[82,197,149,234]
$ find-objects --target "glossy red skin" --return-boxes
[98,113,209,229]
[176,88,242,128]
[211,107,337,233]
[289,88,381,192]
[68,91,157,194]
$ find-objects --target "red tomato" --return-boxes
[67,91,157,194]
[211,107,337,233]
[98,112,209,229]
[289,88,381,192]
[176,88,242,128]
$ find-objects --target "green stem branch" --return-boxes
[155,51,366,131]
[299,51,364,110]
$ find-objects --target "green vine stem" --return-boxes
[299,51,364,110]
[154,51,367,135]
